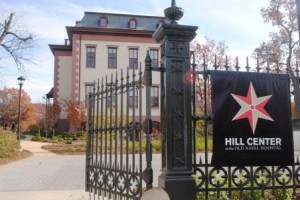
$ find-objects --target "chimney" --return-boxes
[64,39,69,45]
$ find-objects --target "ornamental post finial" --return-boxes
[172,0,176,6]
[164,0,184,24]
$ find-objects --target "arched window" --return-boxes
[128,19,137,29]
[99,17,108,27]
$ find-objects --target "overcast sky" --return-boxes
[0,0,275,103]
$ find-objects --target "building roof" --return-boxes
[50,12,167,52]
[76,12,166,31]
[48,44,72,55]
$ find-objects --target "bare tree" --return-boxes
[191,37,231,113]
[253,0,300,120]
[191,37,231,68]
[0,9,34,70]
[45,103,61,137]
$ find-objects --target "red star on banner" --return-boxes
[231,82,274,134]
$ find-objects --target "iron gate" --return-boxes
[191,54,300,199]
[86,62,153,199]
[85,53,300,200]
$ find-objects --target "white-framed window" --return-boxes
[149,49,159,68]
[129,48,138,69]
[151,86,159,107]
[85,83,95,107]
[108,47,117,68]
[86,46,96,68]
[128,90,138,108]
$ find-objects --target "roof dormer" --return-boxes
[99,16,108,27]
[128,18,137,29]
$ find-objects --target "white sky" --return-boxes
[0,0,276,103]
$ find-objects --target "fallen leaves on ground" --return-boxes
[0,150,33,165]
[42,141,86,155]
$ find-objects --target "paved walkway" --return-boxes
[2,136,299,200]
[0,136,90,200]
[21,138,55,155]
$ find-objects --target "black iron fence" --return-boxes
[191,54,300,199]
[86,51,300,200]
[86,65,153,199]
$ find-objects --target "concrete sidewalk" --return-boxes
[21,139,55,155]
[0,190,89,200]
[0,136,90,200]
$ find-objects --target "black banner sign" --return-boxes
[211,71,294,166]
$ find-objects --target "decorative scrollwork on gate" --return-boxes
[232,167,250,187]
[275,166,292,186]
[254,166,271,187]
[295,167,300,184]
[194,168,205,189]
[209,167,228,188]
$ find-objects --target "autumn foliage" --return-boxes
[191,37,230,114]
[45,103,61,130]
[0,88,35,132]
[62,100,85,133]
[254,0,300,119]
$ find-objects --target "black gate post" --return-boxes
[153,1,198,199]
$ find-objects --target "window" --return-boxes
[151,86,159,107]
[99,17,108,27]
[85,83,95,106]
[86,47,96,68]
[106,84,116,107]
[129,48,138,69]
[128,19,137,29]
[107,95,116,107]
[108,47,117,68]
[149,49,159,68]
[128,90,138,108]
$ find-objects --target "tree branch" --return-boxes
[6,31,32,42]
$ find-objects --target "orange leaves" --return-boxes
[0,88,35,132]
[191,37,230,67]
[62,100,85,129]
[45,103,61,129]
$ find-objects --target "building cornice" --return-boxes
[66,26,155,44]
[49,44,72,55]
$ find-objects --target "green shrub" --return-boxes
[197,189,292,200]
[41,137,50,142]
[63,132,74,141]
[52,135,63,143]
[0,129,19,158]
[31,135,42,141]
[195,136,213,151]
[152,140,162,152]
[77,131,87,140]
[27,124,39,135]
[31,136,52,143]
[54,130,65,137]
